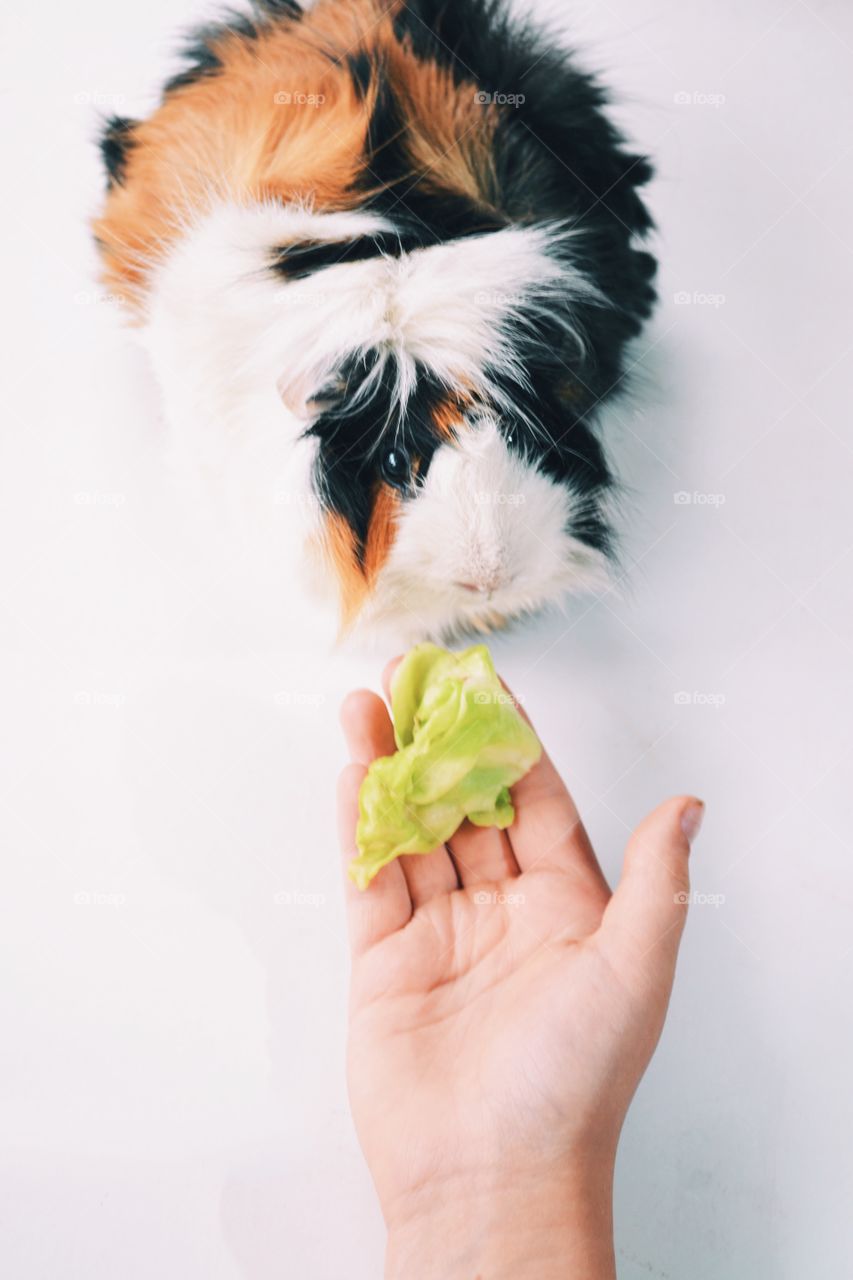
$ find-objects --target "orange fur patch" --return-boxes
[384,37,499,214]
[94,0,501,309]
[94,39,372,305]
[432,393,469,439]
[363,483,401,587]
[322,513,367,629]
[321,484,401,630]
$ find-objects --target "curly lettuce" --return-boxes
[349,644,541,890]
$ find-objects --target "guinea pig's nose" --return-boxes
[456,573,504,596]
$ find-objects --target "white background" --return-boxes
[2,0,852,1275]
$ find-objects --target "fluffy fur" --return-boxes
[94,0,657,641]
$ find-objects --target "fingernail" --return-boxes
[681,800,705,845]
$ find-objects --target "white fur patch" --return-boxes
[142,198,597,429]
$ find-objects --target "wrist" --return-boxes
[383,1155,616,1280]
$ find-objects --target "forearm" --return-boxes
[384,1160,616,1280]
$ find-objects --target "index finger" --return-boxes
[500,678,610,898]
[338,691,412,954]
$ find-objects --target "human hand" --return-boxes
[338,661,703,1280]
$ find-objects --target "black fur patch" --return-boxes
[100,115,137,186]
[272,231,414,279]
[347,51,374,98]
[392,0,657,401]
[306,355,449,559]
[270,205,505,281]
[487,326,615,555]
[163,0,302,95]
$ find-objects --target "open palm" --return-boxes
[338,665,702,1273]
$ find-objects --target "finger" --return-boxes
[341,688,395,765]
[500,682,610,899]
[338,690,412,950]
[600,796,704,971]
[342,682,457,909]
[337,763,412,955]
[381,655,403,704]
[447,820,519,885]
[399,845,460,907]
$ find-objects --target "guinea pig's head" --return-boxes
[281,220,615,642]
[305,358,612,643]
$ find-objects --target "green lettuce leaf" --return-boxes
[349,644,542,890]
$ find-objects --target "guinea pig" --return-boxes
[94,0,657,642]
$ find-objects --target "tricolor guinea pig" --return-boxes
[94,0,657,642]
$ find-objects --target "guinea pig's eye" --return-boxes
[380,446,413,491]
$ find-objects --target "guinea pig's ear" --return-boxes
[278,368,343,420]
[278,368,323,419]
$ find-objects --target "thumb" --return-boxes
[601,797,704,971]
